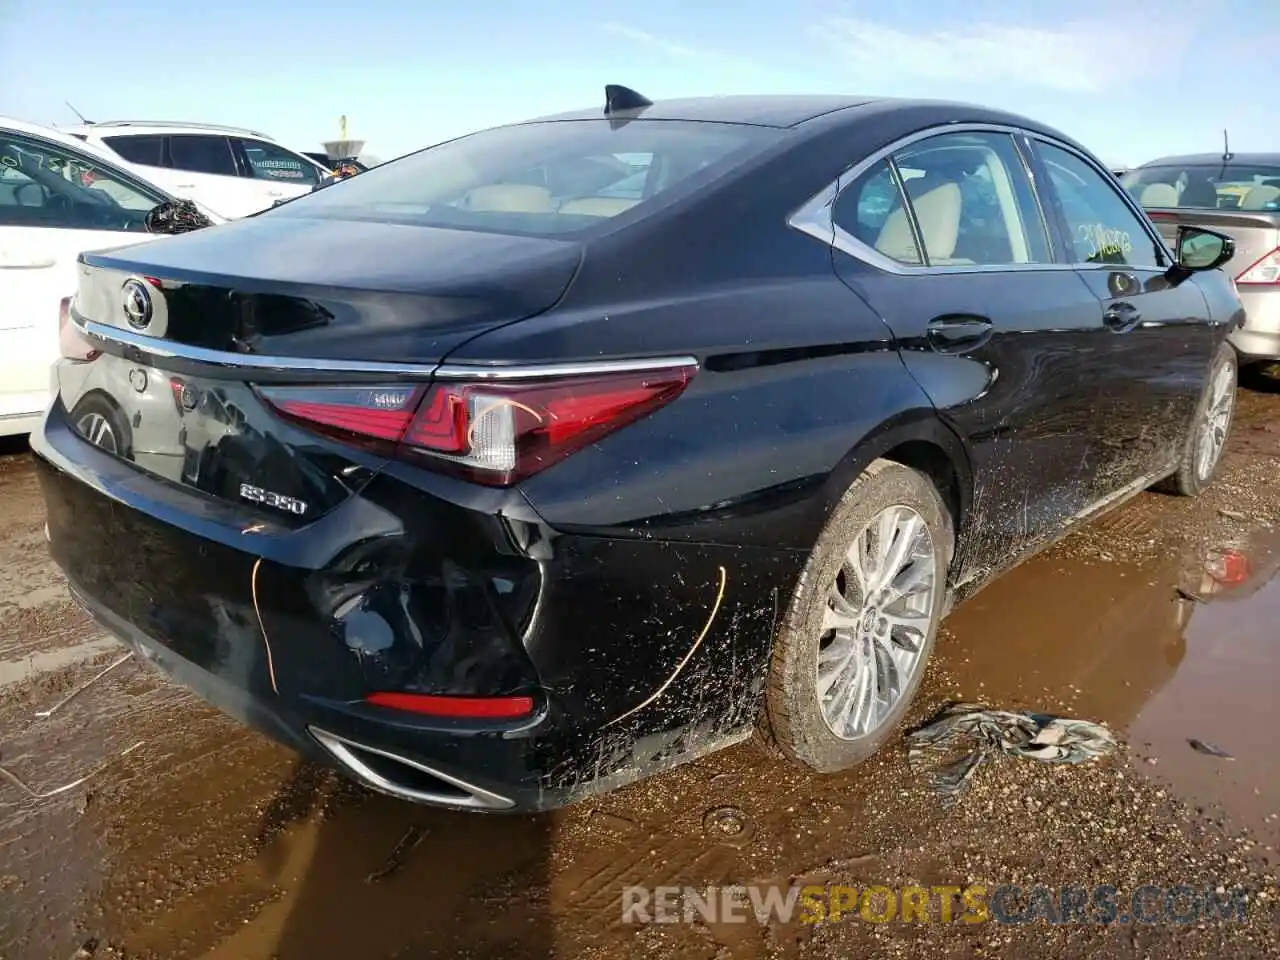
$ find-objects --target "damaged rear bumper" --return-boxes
[33,409,805,812]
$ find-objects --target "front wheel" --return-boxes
[1162,343,1237,498]
[762,459,953,773]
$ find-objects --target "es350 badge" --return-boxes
[239,483,308,516]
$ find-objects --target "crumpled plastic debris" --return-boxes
[906,702,1118,804]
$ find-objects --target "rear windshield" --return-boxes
[1122,163,1280,211]
[270,119,779,235]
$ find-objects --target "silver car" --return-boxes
[1122,153,1280,366]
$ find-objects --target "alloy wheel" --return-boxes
[76,412,119,455]
[1196,361,1234,481]
[816,504,938,740]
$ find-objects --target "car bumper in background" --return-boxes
[1232,287,1280,361]
[0,408,44,438]
[31,396,804,811]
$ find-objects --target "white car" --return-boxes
[64,121,332,218]
[0,116,221,437]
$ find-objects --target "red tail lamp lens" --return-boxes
[366,691,535,719]
[259,364,697,485]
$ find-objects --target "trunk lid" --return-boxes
[61,216,582,520]
[75,215,583,359]
[1144,207,1280,281]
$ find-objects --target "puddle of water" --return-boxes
[940,524,1280,840]
[0,635,118,689]
[1129,529,1280,836]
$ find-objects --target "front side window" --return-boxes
[1122,162,1280,212]
[0,132,170,231]
[890,131,1052,267]
[238,138,321,186]
[167,135,238,177]
[1038,143,1162,268]
[271,119,780,236]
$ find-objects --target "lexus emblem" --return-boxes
[122,279,153,330]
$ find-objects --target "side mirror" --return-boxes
[1174,226,1235,272]
[144,199,213,235]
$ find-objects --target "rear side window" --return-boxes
[893,132,1051,267]
[833,160,921,265]
[1122,163,1280,212]
[238,138,321,185]
[102,134,164,166]
[168,135,238,176]
[834,132,1051,268]
[274,119,780,236]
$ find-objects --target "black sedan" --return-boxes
[34,86,1244,811]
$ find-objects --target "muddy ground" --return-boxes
[2,372,1280,960]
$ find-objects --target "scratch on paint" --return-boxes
[603,565,728,729]
[250,558,279,694]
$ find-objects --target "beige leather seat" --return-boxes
[1139,183,1179,207]
[875,177,968,265]
[1241,184,1280,210]
[459,184,554,213]
[558,197,639,217]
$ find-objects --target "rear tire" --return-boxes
[1162,342,1237,497]
[762,459,953,773]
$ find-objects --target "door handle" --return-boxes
[926,315,993,354]
[1103,302,1142,332]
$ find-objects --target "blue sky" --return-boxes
[4,0,1278,166]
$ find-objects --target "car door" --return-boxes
[0,131,169,429]
[1028,137,1218,501]
[823,128,1116,584]
[232,137,324,209]
[164,134,260,219]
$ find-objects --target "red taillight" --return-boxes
[258,364,697,485]
[1235,247,1280,285]
[58,297,100,362]
[365,691,535,719]
[257,384,424,452]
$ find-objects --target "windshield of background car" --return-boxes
[1122,163,1280,212]
[274,119,781,235]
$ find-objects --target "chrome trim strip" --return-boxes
[786,120,1163,275]
[77,316,699,380]
[434,356,699,380]
[78,318,438,376]
[309,726,516,810]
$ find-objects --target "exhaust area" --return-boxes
[308,726,516,811]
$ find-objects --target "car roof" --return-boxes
[1136,152,1280,168]
[521,93,1083,147]
[0,114,185,200]
[63,120,278,141]
[528,94,881,128]
[0,114,113,152]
